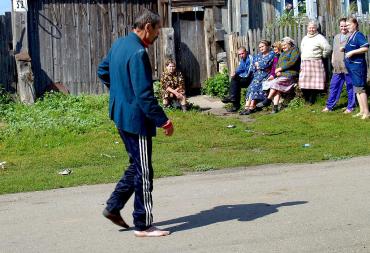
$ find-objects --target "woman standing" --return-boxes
[239,40,274,115]
[322,18,355,113]
[299,20,331,104]
[344,17,369,119]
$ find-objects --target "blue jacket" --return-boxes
[235,54,253,78]
[97,32,168,136]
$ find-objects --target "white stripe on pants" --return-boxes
[139,136,152,226]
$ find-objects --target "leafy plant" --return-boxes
[0,87,14,118]
[287,97,305,110]
[153,81,162,99]
[0,91,109,138]
[202,68,230,98]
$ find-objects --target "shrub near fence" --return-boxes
[225,14,370,81]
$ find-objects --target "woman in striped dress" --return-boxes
[299,20,331,104]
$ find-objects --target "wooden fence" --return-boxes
[225,15,370,79]
[27,0,158,95]
[0,12,16,90]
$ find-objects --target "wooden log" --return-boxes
[159,27,175,76]
[12,4,36,103]
[204,7,217,78]
[15,52,35,104]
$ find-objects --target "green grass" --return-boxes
[0,93,369,194]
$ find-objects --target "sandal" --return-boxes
[353,112,363,118]
[361,114,370,120]
[321,107,330,112]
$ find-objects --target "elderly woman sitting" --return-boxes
[256,37,301,113]
[160,59,187,111]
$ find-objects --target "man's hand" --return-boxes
[162,120,174,136]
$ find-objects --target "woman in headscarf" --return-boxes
[256,37,300,113]
[299,20,331,104]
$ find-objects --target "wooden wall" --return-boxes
[0,12,16,90]
[172,11,207,90]
[27,0,158,95]
[247,0,277,30]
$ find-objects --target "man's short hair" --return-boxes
[238,46,247,52]
[133,8,160,30]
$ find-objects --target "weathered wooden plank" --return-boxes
[204,7,217,78]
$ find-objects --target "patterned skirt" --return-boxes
[268,77,294,93]
[299,59,326,90]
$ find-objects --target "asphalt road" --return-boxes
[1,156,370,253]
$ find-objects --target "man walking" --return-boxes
[222,46,253,112]
[97,9,173,237]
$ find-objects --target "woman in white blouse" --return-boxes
[299,20,331,104]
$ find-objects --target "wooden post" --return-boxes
[159,27,175,76]
[12,0,35,104]
[204,7,217,79]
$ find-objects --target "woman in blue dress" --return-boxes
[344,17,369,119]
[240,40,274,115]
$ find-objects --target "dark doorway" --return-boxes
[173,11,207,94]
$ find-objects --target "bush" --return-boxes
[287,97,305,110]
[0,87,12,105]
[153,81,162,99]
[0,87,14,118]
[202,68,230,98]
[0,92,109,137]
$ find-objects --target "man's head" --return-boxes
[133,9,161,45]
[238,47,248,60]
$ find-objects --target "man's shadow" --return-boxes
[154,201,307,233]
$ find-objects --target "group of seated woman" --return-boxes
[239,17,369,118]
[159,18,369,119]
[238,36,301,115]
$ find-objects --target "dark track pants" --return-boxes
[229,75,253,108]
[106,129,153,231]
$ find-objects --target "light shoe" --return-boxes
[361,114,370,120]
[322,107,330,112]
[134,226,170,237]
[352,112,363,118]
[343,109,353,114]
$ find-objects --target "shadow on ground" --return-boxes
[154,201,308,233]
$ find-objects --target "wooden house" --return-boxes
[158,0,226,92]
[225,0,369,34]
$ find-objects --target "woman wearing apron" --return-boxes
[344,18,369,119]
